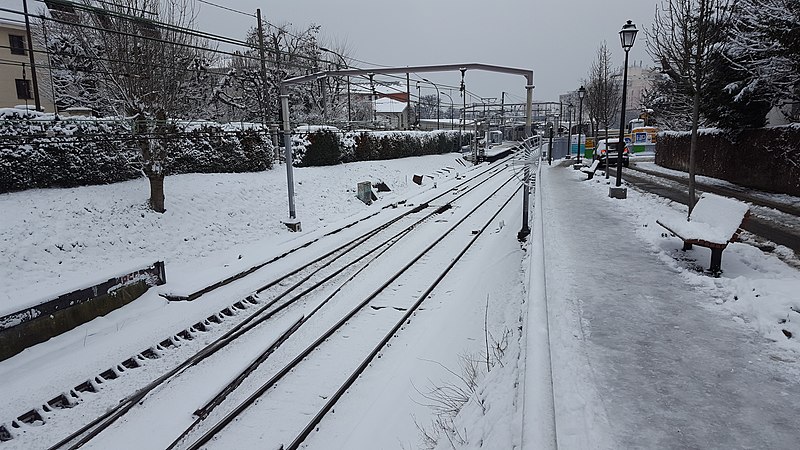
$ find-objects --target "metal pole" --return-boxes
[501,91,505,130]
[280,87,297,222]
[416,83,421,127]
[577,95,584,164]
[435,83,440,130]
[518,83,534,241]
[615,49,631,187]
[440,91,454,130]
[256,9,270,130]
[369,73,376,125]
[548,126,553,165]
[406,73,410,130]
[321,77,328,125]
[40,16,57,115]
[346,76,351,127]
[567,108,573,159]
[22,0,41,111]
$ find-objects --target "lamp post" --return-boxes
[369,72,376,125]
[422,78,440,130]
[611,20,639,199]
[440,90,454,130]
[567,103,574,159]
[416,81,422,127]
[576,85,586,165]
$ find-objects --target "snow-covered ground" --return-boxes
[2,151,800,449]
[448,159,800,449]
[0,154,466,315]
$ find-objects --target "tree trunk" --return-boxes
[149,174,166,213]
[688,88,700,218]
[134,110,169,214]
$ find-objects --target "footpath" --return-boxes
[523,160,800,449]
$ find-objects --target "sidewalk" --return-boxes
[525,161,800,449]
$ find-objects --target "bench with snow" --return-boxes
[580,160,601,180]
[656,193,750,275]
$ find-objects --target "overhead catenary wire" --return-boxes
[194,0,255,18]
[5,3,504,126]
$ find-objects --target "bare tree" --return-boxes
[646,0,731,215]
[47,0,212,212]
[585,41,622,148]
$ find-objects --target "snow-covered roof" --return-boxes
[374,98,408,114]
[294,124,341,133]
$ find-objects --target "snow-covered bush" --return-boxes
[291,129,467,167]
[168,126,273,174]
[0,115,140,192]
[0,113,274,193]
[293,130,341,167]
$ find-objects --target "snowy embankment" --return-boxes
[440,160,800,450]
[0,154,464,316]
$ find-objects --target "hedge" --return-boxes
[655,126,800,196]
[0,113,274,193]
[294,129,471,167]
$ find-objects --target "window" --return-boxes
[9,34,26,55]
[15,79,32,100]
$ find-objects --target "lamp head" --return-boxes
[578,86,586,99]
[620,20,638,51]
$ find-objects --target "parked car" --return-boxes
[594,138,630,167]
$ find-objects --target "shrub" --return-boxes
[0,115,274,193]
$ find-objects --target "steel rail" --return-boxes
[285,182,525,450]
[45,155,517,450]
[181,170,522,450]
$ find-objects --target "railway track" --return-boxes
[169,169,525,450]
[2,155,526,450]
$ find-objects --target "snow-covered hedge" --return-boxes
[169,126,273,175]
[656,126,800,196]
[292,129,470,167]
[0,113,274,193]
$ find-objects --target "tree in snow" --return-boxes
[726,0,800,122]
[585,41,622,142]
[212,23,350,127]
[42,0,214,213]
[646,0,732,213]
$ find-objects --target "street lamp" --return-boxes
[415,81,422,128]
[567,103,574,159]
[422,78,440,130]
[440,90,454,130]
[612,20,639,198]
[576,85,586,165]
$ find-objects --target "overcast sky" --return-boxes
[196,0,661,107]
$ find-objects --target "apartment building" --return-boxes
[1,19,54,111]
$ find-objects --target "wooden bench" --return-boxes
[656,193,750,275]
[580,160,601,180]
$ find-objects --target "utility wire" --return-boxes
[195,0,255,18]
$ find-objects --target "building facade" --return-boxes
[1,19,54,112]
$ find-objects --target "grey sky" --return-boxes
[196,0,661,107]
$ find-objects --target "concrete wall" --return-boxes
[0,262,166,361]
